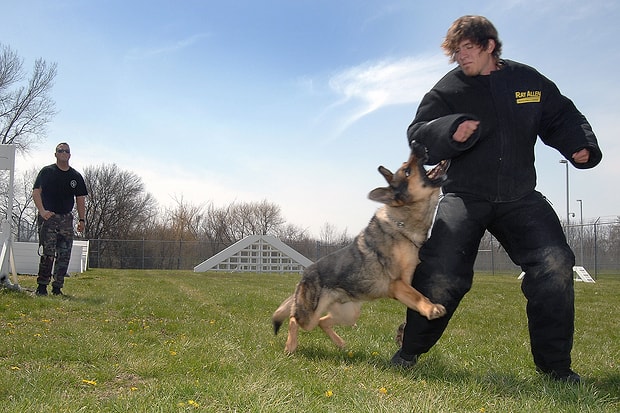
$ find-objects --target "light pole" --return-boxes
[559,160,569,235]
[576,199,583,265]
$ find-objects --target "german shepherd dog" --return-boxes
[272,142,449,353]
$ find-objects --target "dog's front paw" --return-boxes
[427,304,446,320]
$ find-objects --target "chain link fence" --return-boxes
[86,221,620,276]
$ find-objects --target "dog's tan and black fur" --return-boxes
[272,142,449,353]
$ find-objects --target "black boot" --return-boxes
[36,284,48,296]
[52,286,63,296]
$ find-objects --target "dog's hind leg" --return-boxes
[284,316,300,354]
[319,301,362,349]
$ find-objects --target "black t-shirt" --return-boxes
[33,164,88,214]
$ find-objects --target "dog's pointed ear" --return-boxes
[368,187,394,204]
[378,165,393,184]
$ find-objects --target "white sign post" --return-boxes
[0,144,20,290]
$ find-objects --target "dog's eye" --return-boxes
[404,167,411,177]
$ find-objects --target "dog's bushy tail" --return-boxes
[272,295,294,335]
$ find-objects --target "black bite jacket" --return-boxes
[407,59,602,202]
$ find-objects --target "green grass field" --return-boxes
[1,269,618,412]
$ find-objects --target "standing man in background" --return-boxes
[32,142,88,296]
[391,16,602,383]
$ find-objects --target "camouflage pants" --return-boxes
[37,213,74,288]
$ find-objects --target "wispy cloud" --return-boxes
[490,0,615,21]
[326,54,449,133]
[125,33,210,60]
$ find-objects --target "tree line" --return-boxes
[2,163,353,256]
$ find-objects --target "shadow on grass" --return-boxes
[1,287,109,306]
[591,373,620,401]
[292,344,473,382]
[290,345,619,407]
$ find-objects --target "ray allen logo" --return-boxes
[515,90,541,104]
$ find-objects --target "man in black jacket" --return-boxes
[391,15,602,383]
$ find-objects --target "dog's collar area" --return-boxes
[387,216,424,249]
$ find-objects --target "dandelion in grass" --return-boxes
[130,387,138,391]
[169,350,177,356]
[10,366,20,371]
[33,333,41,338]
[379,387,388,395]
[325,390,333,398]
[209,319,216,325]
[188,400,199,407]
[82,379,97,386]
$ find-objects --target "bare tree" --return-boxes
[0,44,57,152]
[229,201,255,239]
[275,223,309,242]
[162,196,207,241]
[226,199,286,238]
[201,203,236,245]
[252,199,285,235]
[319,222,350,246]
[82,163,158,239]
[0,167,39,241]
[14,168,38,241]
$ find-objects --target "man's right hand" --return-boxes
[453,120,480,142]
[40,210,55,220]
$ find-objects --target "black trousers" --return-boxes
[36,213,74,289]
[401,191,575,372]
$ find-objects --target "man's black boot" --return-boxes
[35,284,48,296]
[536,367,581,384]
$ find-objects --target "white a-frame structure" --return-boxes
[193,234,313,274]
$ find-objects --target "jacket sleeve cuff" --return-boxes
[409,114,480,164]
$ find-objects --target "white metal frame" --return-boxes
[194,234,313,274]
[1,144,20,289]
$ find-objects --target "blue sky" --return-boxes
[3,0,619,237]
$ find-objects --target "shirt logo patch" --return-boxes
[515,90,541,104]
[70,179,78,188]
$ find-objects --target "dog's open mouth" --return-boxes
[422,159,450,187]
